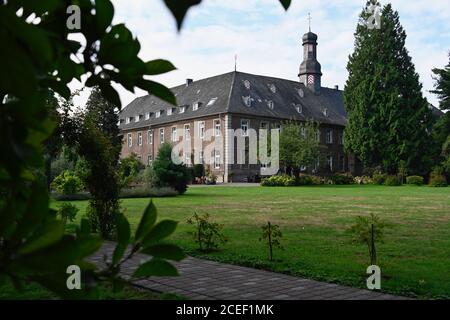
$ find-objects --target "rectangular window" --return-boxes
[171,127,177,142]
[340,155,345,171]
[138,132,142,146]
[327,155,333,172]
[199,151,204,164]
[145,112,150,120]
[160,128,164,144]
[338,132,344,145]
[126,117,131,124]
[167,108,172,116]
[241,120,249,137]
[214,119,221,137]
[199,121,205,139]
[147,155,153,165]
[127,133,132,147]
[193,102,200,111]
[326,129,333,144]
[156,111,161,118]
[147,130,153,145]
[184,124,190,141]
[214,150,221,169]
[135,115,139,122]
[180,106,185,113]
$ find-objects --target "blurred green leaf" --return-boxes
[142,220,178,247]
[134,200,157,243]
[95,0,114,33]
[18,220,65,255]
[279,0,291,10]
[146,59,176,75]
[141,244,186,261]
[133,258,178,277]
[138,79,177,105]
[112,213,131,264]
[163,0,202,30]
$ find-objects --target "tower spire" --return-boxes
[308,12,312,32]
[298,24,322,94]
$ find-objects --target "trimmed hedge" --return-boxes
[372,173,387,185]
[330,173,354,185]
[406,176,424,186]
[384,175,402,186]
[261,175,296,187]
[51,186,178,200]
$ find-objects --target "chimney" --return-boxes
[334,85,339,90]
[186,78,193,86]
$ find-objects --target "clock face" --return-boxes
[308,75,315,84]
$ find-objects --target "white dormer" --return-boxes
[167,108,172,116]
[242,96,252,107]
[126,117,131,124]
[156,110,161,118]
[267,100,274,110]
[180,106,186,113]
[322,108,328,117]
[207,97,218,106]
[145,112,150,120]
[134,115,139,122]
[193,102,201,111]
[295,104,303,114]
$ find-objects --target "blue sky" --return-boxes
[70,0,450,108]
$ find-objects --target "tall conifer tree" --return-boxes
[344,1,432,174]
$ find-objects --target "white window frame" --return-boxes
[171,126,177,142]
[126,117,131,124]
[193,102,200,111]
[199,121,205,139]
[167,108,172,116]
[138,132,143,146]
[159,128,164,144]
[145,112,150,120]
[241,119,249,137]
[127,133,132,147]
[326,129,333,144]
[214,150,221,169]
[135,115,139,122]
[180,106,186,113]
[184,124,190,141]
[156,111,161,118]
[214,119,221,137]
[147,130,153,145]
[147,154,153,165]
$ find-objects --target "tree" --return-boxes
[344,1,433,175]
[152,143,191,194]
[0,0,291,298]
[442,136,450,174]
[432,53,450,112]
[77,87,122,240]
[279,120,322,176]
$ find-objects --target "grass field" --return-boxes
[59,185,450,299]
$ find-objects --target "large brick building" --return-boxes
[118,30,360,182]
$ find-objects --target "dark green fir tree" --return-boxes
[344,1,433,175]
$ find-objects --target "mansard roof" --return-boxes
[118,71,348,130]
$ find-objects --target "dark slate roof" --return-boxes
[118,71,348,130]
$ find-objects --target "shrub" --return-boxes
[51,191,91,201]
[57,203,79,224]
[310,175,323,185]
[348,213,386,265]
[296,174,313,186]
[330,173,354,185]
[354,176,373,185]
[192,164,205,179]
[119,154,145,188]
[372,173,387,185]
[187,213,227,252]
[259,221,283,262]
[384,175,402,186]
[153,144,191,194]
[429,167,448,187]
[51,171,83,195]
[261,175,295,187]
[406,176,424,186]
[119,186,178,198]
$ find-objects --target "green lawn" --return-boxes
[60,185,450,299]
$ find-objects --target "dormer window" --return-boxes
[268,84,276,93]
[180,106,186,113]
[134,115,139,122]
[243,80,251,90]
[267,100,274,110]
[145,112,150,120]
[295,104,303,114]
[242,96,252,107]
[156,111,161,118]
[193,102,201,111]
[125,117,131,124]
[207,97,218,106]
[322,108,328,117]
[298,88,304,98]
[167,108,172,116]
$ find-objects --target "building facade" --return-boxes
[119,30,360,182]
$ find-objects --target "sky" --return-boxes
[70,0,450,109]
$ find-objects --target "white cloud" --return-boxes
[69,0,450,109]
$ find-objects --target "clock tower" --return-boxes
[298,30,322,94]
